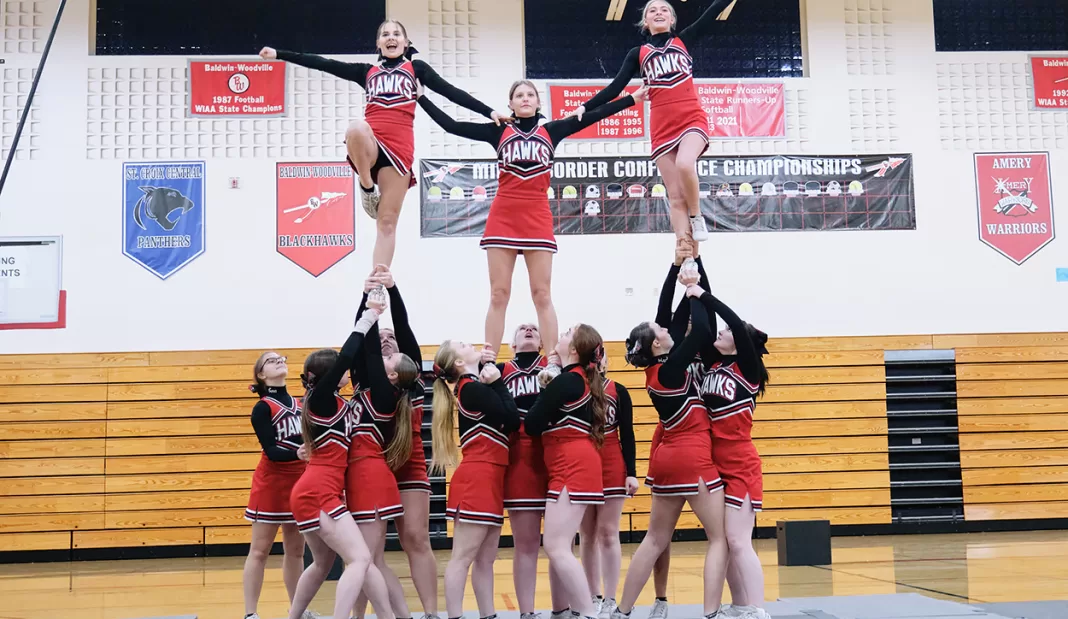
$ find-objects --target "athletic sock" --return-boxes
[360,180,375,192]
[656,597,668,603]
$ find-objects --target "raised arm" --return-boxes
[678,0,733,48]
[580,47,641,112]
[700,292,760,383]
[417,95,502,145]
[655,263,682,329]
[307,308,378,415]
[616,384,637,478]
[251,402,299,462]
[524,371,584,436]
[413,60,495,119]
[363,321,399,415]
[669,255,712,343]
[546,95,637,145]
[350,290,371,388]
[387,284,421,365]
[273,49,371,87]
[658,294,711,387]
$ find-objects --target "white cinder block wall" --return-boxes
[0,0,1065,354]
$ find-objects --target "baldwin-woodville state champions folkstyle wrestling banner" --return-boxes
[419,154,915,238]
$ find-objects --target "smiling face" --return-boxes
[642,0,677,34]
[508,81,541,118]
[377,20,409,59]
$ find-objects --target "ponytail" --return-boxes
[298,348,340,457]
[383,353,420,471]
[429,341,462,475]
[572,325,607,448]
[249,351,273,397]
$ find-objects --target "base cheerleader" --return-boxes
[243,352,307,619]
[285,298,394,619]
[430,340,520,619]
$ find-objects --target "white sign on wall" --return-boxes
[0,236,62,326]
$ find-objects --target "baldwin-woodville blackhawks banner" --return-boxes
[418,154,915,238]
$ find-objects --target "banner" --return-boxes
[974,152,1055,265]
[1028,56,1068,110]
[189,60,286,117]
[123,161,206,280]
[276,163,356,277]
[419,154,915,237]
[547,83,648,141]
[0,236,65,330]
[696,81,786,138]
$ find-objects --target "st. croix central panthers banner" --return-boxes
[419,154,915,237]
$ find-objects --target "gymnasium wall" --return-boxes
[1,0,1067,356]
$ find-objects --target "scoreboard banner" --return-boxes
[1028,56,1068,110]
[546,83,648,141]
[189,60,287,117]
[418,154,915,238]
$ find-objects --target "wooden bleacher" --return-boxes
[0,333,1065,554]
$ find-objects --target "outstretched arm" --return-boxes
[386,284,421,366]
[363,321,399,416]
[678,0,734,48]
[307,308,378,415]
[546,95,637,145]
[417,95,502,145]
[656,263,682,329]
[616,384,637,478]
[274,50,371,87]
[580,47,641,112]
[413,60,496,119]
[658,294,711,388]
[700,292,760,383]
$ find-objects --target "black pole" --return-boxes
[0,0,68,201]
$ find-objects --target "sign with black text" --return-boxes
[419,154,915,237]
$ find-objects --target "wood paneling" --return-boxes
[963,466,1068,486]
[73,528,205,548]
[0,403,107,423]
[0,531,71,551]
[0,457,105,478]
[965,502,1068,521]
[0,439,105,459]
[960,449,1068,469]
[0,476,106,497]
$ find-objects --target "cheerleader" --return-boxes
[243,352,307,619]
[497,324,570,619]
[416,81,648,367]
[572,0,737,245]
[615,279,728,619]
[430,340,521,619]
[259,19,508,266]
[645,240,711,619]
[697,293,771,619]
[579,354,637,619]
[524,324,610,619]
[286,299,394,619]
[350,267,439,619]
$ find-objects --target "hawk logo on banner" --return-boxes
[122,161,206,280]
[974,152,1056,265]
[276,163,355,277]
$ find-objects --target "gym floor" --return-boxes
[1,530,1066,619]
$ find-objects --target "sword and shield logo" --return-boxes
[276,162,356,277]
[974,152,1056,265]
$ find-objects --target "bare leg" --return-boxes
[358,518,411,619]
[725,495,764,608]
[616,496,684,613]
[543,489,595,617]
[243,522,280,615]
[579,506,601,599]
[673,134,707,219]
[510,509,545,614]
[484,248,519,357]
[317,514,394,619]
[686,485,728,615]
[653,545,671,598]
[398,493,439,616]
[445,522,493,618]
[373,166,411,267]
[280,524,305,605]
[471,524,503,617]
[287,531,336,619]
[656,152,693,242]
[345,120,380,191]
[522,249,559,355]
[596,498,626,602]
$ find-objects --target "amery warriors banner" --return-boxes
[419,154,915,238]
[974,152,1056,265]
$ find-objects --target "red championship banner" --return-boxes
[1028,55,1068,110]
[974,152,1055,265]
[696,81,785,138]
[189,60,286,117]
[276,163,356,277]
[547,83,647,141]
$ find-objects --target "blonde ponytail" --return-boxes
[429,341,462,475]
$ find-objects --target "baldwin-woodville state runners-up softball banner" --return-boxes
[419,154,915,238]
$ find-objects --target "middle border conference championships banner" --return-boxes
[419,154,916,238]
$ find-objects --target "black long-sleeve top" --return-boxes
[455,374,521,465]
[306,307,372,419]
[698,292,762,385]
[418,94,638,148]
[275,51,495,119]
[581,0,731,112]
[497,351,546,416]
[607,381,637,478]
[250,385,302,462]
[656,256,712,345]
[351,284,421,390]
[525,365,596,437]
[655,296,712,392]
